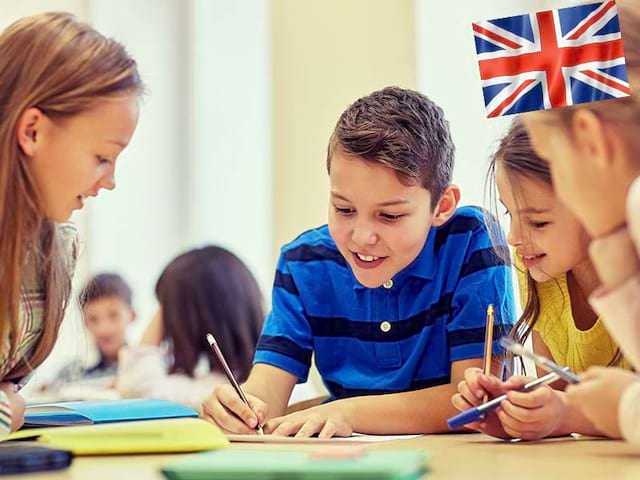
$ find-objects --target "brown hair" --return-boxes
[487,118,621,371]
[326,86,455,208]
[155,246,264,381]
[0,12,143,379]
[79,273,133,309]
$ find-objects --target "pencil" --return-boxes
[481,304,495,403]
[206,333,264,435]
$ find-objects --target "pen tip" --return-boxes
[206,333,215,345]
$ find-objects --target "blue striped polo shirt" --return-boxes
[254,206,516,400]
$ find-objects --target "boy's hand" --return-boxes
[495,376,566,440]
[264,404,353,438]
[565,367,639,439]
[201,384,268,434]
[0,382,25,432]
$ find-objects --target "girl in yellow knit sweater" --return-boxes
[451,118,629,441]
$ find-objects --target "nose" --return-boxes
[100,169,116,191]
[351,218,378,247]
[506,220,522,247]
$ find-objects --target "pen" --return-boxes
[499,337,580,385]
[481,304,495,403]
[206,333,264,435]
[447,370,560,429]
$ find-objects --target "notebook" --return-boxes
[23,399,197,427]
[161,449,428,480]
[227,433,423,443]
[8,418,228,455]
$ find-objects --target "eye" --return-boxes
[531,221,549,229]
[96,156,111,165]
[334,206,354,216]
[503,208,511,217]
[380,213,403,221]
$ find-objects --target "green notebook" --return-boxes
[161,449,428,480]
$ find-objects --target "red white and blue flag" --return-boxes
[473,0,630,118]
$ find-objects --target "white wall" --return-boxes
[189,0,273,296]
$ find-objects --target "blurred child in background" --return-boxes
[55,273,136,387]
[117,245,264,410]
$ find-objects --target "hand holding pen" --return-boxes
[450,337,580,440]
[200,333,266,435]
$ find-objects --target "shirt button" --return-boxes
[383,279,394,289]
[380,321,392,333]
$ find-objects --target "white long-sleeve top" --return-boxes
[116,345,225,411]
[589,176,640,445]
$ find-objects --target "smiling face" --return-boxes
[328,150,435,288]
[23,95,139,222]
[496,162,590,282]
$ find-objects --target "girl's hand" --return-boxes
[451,368,514,439]
[496,376,567,440]
[452,367,507,409]
[265,405,353,439]
[565,366,639,439]
[140,309,164,346]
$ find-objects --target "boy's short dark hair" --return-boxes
[326,86,455,208]
[79,273,133,308]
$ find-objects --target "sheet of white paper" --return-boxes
[226,433,423,443]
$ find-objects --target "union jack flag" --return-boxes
[473,0,630,118]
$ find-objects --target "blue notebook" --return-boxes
[24,399,198,427]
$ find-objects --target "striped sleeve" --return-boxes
[253,249,313,382]
[0,389,11,440]
[447,214,516,362]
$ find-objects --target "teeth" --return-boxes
[357,253,379,262]
[523,254,541,260]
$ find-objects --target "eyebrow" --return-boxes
[518,207,550,215]
[498,199,549,215]
[109,140,128,148]
[331,192,410,207]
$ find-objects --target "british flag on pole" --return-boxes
[473,0,631,118]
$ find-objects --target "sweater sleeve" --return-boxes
[0,389,12,441]
[619,381,640,445]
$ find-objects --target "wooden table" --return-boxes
[6,433,640,479]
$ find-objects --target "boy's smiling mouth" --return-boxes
[351,251,387,269]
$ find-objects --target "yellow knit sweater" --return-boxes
[516,263,630,373]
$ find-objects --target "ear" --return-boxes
[431,184,461,227]
[16,107,46,157]
[129,308,137,323]
[571,109,612,170]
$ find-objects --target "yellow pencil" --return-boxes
[482,304,495,403]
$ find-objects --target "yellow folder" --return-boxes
[8,417,228,455]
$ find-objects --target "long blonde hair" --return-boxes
[0,12,143,379]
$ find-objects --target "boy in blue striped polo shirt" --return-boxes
[202,86,515,437]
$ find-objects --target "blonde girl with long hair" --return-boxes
[0,12,143,438]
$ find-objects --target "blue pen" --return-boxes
[447,370,560,430]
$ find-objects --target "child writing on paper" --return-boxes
[202,86,516,437]
[0,13,143,439]
[451,118,631,441]
[55,273,136,387]
[521,0,640,445]
[117,246,265,410]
